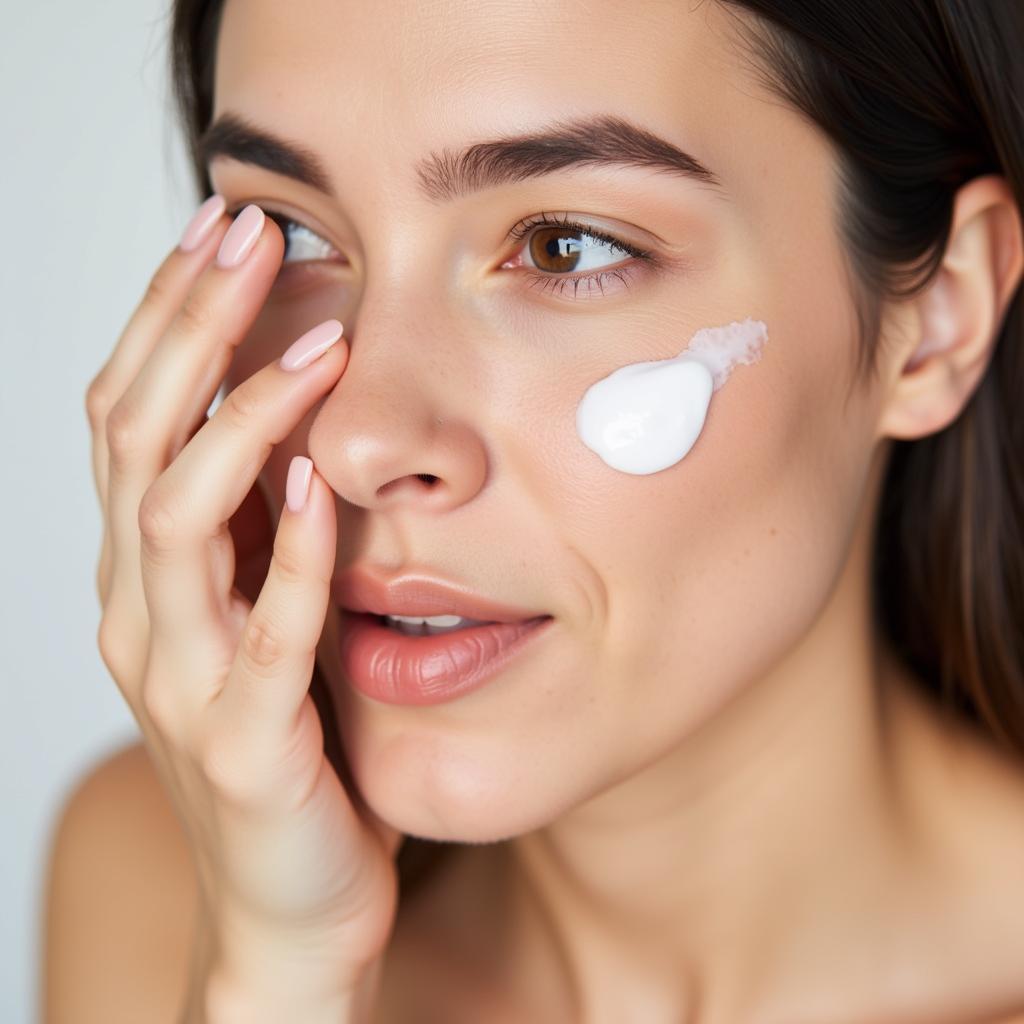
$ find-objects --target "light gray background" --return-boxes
[2,3,201,1019]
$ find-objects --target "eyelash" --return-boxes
[225,204,655,299]
[506,210,655,298]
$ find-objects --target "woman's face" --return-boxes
[211,0,891,841]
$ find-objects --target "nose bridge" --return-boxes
[306,284,490,515]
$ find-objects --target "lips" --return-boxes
[335,612,553,705]
[330,566,554,705]
[330,566,548,623]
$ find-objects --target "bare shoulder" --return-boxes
[39,740,494,1024]
[41,739,200,1024]
[889,675,1024,1022]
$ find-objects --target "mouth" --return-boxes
[335,610,554,705]
[330,567,555,705]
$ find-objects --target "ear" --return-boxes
[877,174,1024,441]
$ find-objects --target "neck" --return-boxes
[498,456,929,1021]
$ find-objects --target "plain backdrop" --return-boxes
[2,2,200,1019]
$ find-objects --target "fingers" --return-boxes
[104,206,286,635]
[140,325,348,690]
[89,214,234,609]
[220,458,338,739]
[85,195,231,519]
[109,205,285,490]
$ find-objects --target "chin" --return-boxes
[335,708,578,844]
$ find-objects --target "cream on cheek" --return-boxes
[576,318,770,475]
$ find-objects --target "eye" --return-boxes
[503,211,656,300]
[225,203,658,300]
[226,204,341,265]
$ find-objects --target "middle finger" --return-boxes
[140,321,348,688]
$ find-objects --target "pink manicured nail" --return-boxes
[216,204,265,268]
[279,319,345,371]
[178,194,226,251]
[286,456,313,513]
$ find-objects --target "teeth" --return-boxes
[387,614,464,627]
[382,613,490,636]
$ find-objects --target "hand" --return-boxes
[85,201,403,1016]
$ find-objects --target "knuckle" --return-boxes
[176,290,214,337]
[96,613,128,681]
[219,383,261,432]
[137,483,181,550]
[104,397,145,466]
[271,541,307,588]
[239,613,288,674]
[141,261,177,312]
[140,674,179,734]
[85,377,114,430]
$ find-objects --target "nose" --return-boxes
[305,310,489,515]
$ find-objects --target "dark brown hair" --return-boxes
[167,0,1024,895]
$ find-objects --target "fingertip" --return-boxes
[178,193,228,252]
[308,460,338,523]
[283,458,336,552]
[286,455,313,514]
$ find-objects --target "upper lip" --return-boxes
[332,567,550,623]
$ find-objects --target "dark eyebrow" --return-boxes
[200,111,726,203]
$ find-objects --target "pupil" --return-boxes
[531,228,583,273]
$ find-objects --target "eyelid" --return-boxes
[226,201,654,262]
[223,201,680,299]
[506,210,653,260]
[225,201,343,261]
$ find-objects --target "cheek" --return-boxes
[539,305,874,745]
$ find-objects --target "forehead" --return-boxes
[216,0,740,99]
[215,2,768,181]
[212,0,840,260]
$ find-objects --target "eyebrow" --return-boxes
[199,111,726,203]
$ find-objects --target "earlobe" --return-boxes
[877,174,1024,442]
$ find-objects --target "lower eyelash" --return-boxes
[509,212,653,298]
[523,267,639,298]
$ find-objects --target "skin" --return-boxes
[193,0,1024,1019]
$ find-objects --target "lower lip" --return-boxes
[335,611,554,705]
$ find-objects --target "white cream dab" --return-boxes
[576,317,769,475]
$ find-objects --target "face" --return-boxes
[211,0,888,842]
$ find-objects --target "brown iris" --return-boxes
[529,227,587,273]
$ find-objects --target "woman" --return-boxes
[44,0,1024,1020]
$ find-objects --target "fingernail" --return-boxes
[279,319,345,371]
[216,204,265,268]
[286,455,313,513]
[178,194,226,252]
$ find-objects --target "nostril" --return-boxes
[377,472,441,499]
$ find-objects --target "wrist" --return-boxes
[202,971,367,1024]
[197,957,383,1024]
[182,906,385,1024]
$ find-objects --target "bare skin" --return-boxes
[74,691,1024,1024]
[60,0,1024,1020]
[194,0,1024,1019]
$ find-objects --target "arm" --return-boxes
[40,744,383,1024]
[40,743,200,1024]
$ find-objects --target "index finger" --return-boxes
[85,195,232,504]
